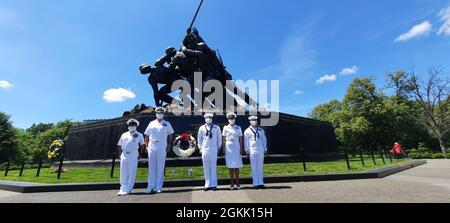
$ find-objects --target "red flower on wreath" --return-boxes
[180,134,192,140]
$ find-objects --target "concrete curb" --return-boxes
[0,160,426,193]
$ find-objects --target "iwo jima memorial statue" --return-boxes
[65,0,338,162]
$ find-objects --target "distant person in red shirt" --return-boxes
[391,142,405,158]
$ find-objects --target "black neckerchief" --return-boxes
[250,127,260,140]
[205,124,213,139]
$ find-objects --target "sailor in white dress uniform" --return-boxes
[222,112,244,190]
[197,113,222,191]
[117,119,145,196]
[244,115,268,189]
[144,107,174,194]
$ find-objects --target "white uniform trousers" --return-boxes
[147,148,167,190]
[120,154,138,193]
[249,150,265,186]
[202,151,218,188]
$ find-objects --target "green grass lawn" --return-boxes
[0,157,406,184]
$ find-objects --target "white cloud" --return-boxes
[395,21,433,42]
[0,80,13,89]
[339,66,359,75]
[438,6,450,36]
[294,90,303,95]
[316,74,337,85]
[103,88,136,103]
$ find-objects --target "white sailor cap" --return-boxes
[226,112,237,119]
[204,113,214,118]
[127,119,140,126]
[155,107,166,113]
[248,115,258,121]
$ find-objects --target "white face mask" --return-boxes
[228,119,235,125]
[250,121,258,127]
[205,118,213,124]
[128,126,137,132]
[156,114,164,120]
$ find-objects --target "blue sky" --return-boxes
[1,0,450,129]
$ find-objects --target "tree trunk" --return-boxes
[438,138,448,159]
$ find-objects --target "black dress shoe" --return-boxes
[254,186,259,190]
[259,185,266,189]
[204,188,210,191]
[212,187,217,191]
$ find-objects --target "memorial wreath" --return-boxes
[172,134,197,158]
[48,140,64,160]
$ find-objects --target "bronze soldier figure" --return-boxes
[139,0,258,110]
[139,47,178,107]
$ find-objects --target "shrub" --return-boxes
[431,153,445,159]
[407,147,445,159]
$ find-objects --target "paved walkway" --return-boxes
[1,159,449,203]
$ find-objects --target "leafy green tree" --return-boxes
[342,77,389,148]
[31,120,78,162]
[310,76,427,153]
[386,70,412,103]
[308,100,342,122]
[310,68,449,157]
[384,71,438,151]
[0,112,18,163]
[27,123,54,136]
[332,109,369,149]
[405,68,450,157]
[2,116,79,163]
[14,128,35,163]
[384,96,433,150]
[309,78,385,150]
